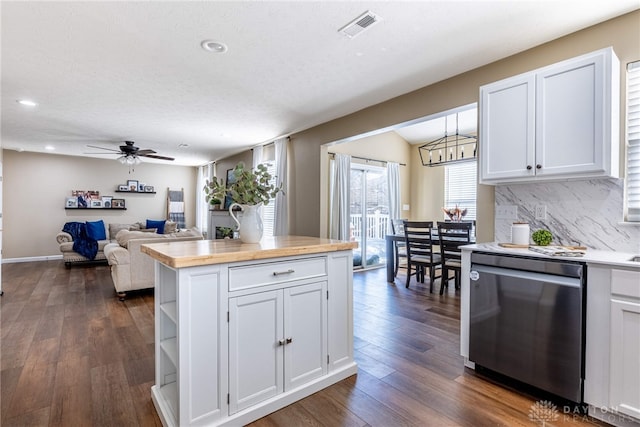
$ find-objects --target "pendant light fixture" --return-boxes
[418,113,477,167]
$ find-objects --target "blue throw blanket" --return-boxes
[62,222,98,260]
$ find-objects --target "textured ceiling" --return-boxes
[2,1,638,166]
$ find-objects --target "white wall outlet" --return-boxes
[496,205,518,219]
[535,204,547,220]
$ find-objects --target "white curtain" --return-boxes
[387,162,400,220]
[274,137,289,236]
[329,153,351,241]
[252,145,263,169]
[252,145,264,218]
[196,162,214,234]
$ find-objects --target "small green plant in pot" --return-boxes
[531,229,553,246]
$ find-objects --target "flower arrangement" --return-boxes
[442,205,467,221]
[203,162,283,206]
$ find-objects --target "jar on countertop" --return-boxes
[511,222,530,245]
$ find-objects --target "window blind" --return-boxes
[262,161,277,237]
[445,161,477,220]
[627,60,640,221]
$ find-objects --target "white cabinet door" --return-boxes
[480,73,535,182]
[610,298,640,419]
[229,290,284,414]
[327,251,354,371]
[283,282,327,390]
[479,47,618,184]
[229,281,327,414]
[536,51,609,177]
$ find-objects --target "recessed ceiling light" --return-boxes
[201,40,228,53]
[17,99,38,107]
[45,145,55,151]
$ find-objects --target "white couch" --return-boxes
[104,228,203,300]
[57,221,179,267]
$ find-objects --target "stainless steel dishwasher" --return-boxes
[469,252,586,403]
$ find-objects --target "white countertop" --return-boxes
[463,242,640,270]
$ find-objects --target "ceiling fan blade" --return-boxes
[86,144,121,153]
[140,153,175,161]
[136,149,157,155]
[83,152,119,155]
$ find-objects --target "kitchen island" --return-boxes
[460,243,640,427]
[142,236,358,427]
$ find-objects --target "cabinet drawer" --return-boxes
[611,269,640,299]
[229,257,327,291]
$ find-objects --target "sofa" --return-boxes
[104,227,203,300]
[57,220,176,267]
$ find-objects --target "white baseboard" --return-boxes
[2,255,63,264]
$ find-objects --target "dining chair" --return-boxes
[390,218,408,277]
[437,221,473,295]
[403,221,442,291]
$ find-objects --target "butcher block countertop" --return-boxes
[141,235,358,269]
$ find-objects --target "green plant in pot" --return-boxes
[531,229,553,246]
[203,162,283,243]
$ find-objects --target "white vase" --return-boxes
[229,203,263,243]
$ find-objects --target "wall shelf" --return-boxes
[65,207,127,210]
[115,190,156,194]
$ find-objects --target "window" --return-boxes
[445,161,477,220]
[261,161,277,237]
[626,60,640,221]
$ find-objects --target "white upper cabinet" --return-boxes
[480,47,620,184]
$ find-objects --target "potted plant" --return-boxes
[203,162,283,243]
[207,197,223,210]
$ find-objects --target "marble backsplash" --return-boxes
[494,178,640,253]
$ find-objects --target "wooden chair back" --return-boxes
[437,221,472,264]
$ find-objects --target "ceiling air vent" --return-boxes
[339,10,382,38]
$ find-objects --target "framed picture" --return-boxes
[112,199,125,209]
[66,197,78,208]
[102,196,112,208]
[91,199,103,208]
[224,168,236,209]
[127,180,138,192]
[87,190,100,200]
[138,183,146,192]
[144,185,154,192]
[71,190,89,207]
[118,185,129,191]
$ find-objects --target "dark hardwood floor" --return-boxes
[1,261,607,426]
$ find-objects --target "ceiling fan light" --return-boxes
[118,156,127,164]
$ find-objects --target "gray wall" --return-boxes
[3,150,197,259]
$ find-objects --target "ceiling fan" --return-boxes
[85,140,175,165]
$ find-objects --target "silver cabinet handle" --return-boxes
[278,338,293,346]
[273,269,295,276]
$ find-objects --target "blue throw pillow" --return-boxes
[146,219,166,234]
[86,220,106,241]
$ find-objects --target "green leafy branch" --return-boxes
[203,162,284,206]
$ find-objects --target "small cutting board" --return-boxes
[498,243,529,248]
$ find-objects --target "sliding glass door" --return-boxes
[350,164,389,269]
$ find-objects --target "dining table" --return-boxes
[385,229,475,282]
